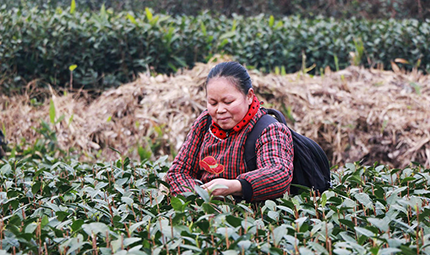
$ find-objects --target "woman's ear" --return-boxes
[247,88,254,105]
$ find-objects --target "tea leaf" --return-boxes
[194,185,210,202]
[70,0,76,14]
[49,99,56,124]
[69,64,77,71]
[145,7,153,21]
[354,227,375,237]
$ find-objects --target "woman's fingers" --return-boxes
[200,179,242,196]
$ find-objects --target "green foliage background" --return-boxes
[1,151,430,254]
[2,0,430,20]
[1,6,429,91]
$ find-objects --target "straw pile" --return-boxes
[1,58,429,168]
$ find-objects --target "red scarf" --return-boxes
[209,95,260,139]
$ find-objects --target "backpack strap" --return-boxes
[244,111,279,171]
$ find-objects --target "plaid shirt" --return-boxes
[166,109,294,202]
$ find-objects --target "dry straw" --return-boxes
[1,58,429,168]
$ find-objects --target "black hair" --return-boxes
[206,61,252,95]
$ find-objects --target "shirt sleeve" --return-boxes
[166,111,209,196]
[237,122,294,201]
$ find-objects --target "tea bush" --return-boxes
[0,151,429,254]
[1,6,429,90]
[3,0,430,20]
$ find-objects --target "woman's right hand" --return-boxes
[200,178,243,197]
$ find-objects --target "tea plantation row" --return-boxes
[0,153,429,254]
[1,6,429,90]
[4,0,430,20]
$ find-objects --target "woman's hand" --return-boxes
[201,178,243,197]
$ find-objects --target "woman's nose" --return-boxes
[217,104,227,113]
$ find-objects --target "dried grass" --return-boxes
[1,58,429,168]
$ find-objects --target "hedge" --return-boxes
[4,0,430,20]
[1,6,429,90]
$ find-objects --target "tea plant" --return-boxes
[0,155,429,254]
[1,6,429,91]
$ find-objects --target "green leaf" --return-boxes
[269,15,275,27]
[49,99,56,124]
[69,64,77,71]
[0,163,12,175]
[399,245,416,255]
[295,217,307,228]
[367,217,390,232]
[171,196,185,212]
[172,56,187,68]
[200,22,207,36]
[419,208,430,223]
[379,248,402,255]
[194,185,210,202]
[64,234,85,254]
[202,203,216,214]
[127,13,137,25]
[226,215,242,228]
[354,193,373,209]
[180,244,201,252]
[82,222,110,236]
[354,227,375,237]
[145,7,153,21]
[223,250,238,255]
[68,114,74,126]
[123,238,141,247]
[129,218,150,233]
[386,187,407,205]
[219,31,236,41]
[71,219,84,232]
[333,249,352,255]
[109,147,122,156]
[308,241,328,254]
[268,211,280,221]
[31,181,42,194]
[277,205,294,216]
[339,219,356,230]
[299,247,316,255]
[339,232,357,243]
[273,225,286,246]
[70,0,76,14]
[219,39,229,48]
[56,114,65,124]
[41,215,49,228]
[25,223,38,234]
[231,19,237,32]
[56,211,70,221]
[264,200,277,211]
[320,193,327,207]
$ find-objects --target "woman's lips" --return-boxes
[217,117,230,122]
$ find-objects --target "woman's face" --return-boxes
[206,77,253,130]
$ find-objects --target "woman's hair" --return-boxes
[206,62,252,95]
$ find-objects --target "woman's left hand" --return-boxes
[201,178,243,197]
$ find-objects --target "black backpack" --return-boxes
[207,108,332,195]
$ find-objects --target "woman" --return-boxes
[166,62,294,202]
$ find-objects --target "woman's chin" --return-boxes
[217,123,234,130]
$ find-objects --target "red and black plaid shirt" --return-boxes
[166,109,294,202]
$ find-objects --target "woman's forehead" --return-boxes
[207,77,241,91]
